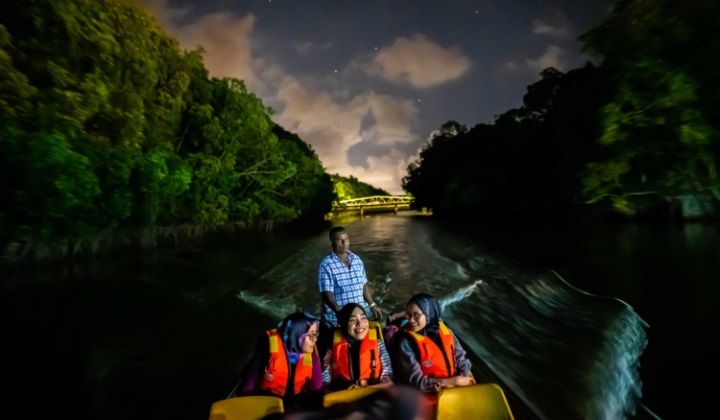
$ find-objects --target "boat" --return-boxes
[208,382,515,420]
[209,320,528,420]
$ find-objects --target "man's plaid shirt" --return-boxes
[318,250,367,325]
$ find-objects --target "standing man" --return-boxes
[318,226,383,327]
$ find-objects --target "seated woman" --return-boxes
[238,312,324,409]
[322,303,393,391]
[392,293,473,393]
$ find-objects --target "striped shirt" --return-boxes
[318,250,367,325]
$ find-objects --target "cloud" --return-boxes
[135,0,417,194]
[526,45,566,72]
[368,34,471,88]
[135,0,261,91]
[503,62,519,71]
[295,41,335,56]
[273,76,419,194]
[274,75,368,167]
[504,45,567,73]
[531,19,570,38]
[363,95,419,147]
[134,0,190,28]
[362,150,416,194]
[177,13,258,87]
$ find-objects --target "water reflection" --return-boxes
[1,214,715,419]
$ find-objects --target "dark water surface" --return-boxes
[1,213,715,419]
[459,219,719,420]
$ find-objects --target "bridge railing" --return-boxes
[332,195,413,210]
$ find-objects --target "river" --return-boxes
[0,212,715,419]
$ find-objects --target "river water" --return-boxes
[1,212,715,419]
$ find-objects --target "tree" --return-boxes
[402,121,467,211]
[579,0,720,216]
[331,174,390,200]
[0,0,191,250]
[402,66,608,221]
[273,125,335,222]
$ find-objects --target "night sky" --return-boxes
[138,0,612,194]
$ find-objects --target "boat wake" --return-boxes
[236,291,309,321]
[231,218,650,420]
[438,250,648,420]
[440,279,483,310]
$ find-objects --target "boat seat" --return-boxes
[208,395,284,420]
[323,387,382,407]
[435,383,515,420]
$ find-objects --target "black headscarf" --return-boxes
[406,293,442,339]
[337,302,365,346]
[277,312,319,363]
[336,302,366,383]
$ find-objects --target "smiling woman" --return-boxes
[392,293,474,393]
[236,312,325,411]
[405,304,427,330]
[322,303,394,391]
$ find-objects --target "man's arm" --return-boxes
[363,283,383,319]
[318,260,339,316]
[320,291,341,315]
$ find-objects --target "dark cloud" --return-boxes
[136,0,607,194]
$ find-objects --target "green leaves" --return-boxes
[581,158,632,204]
[331,174,390,201]
[0,25,36,121]
[579,0,720,213]
[0,0,336,254]
[1,127,101,239]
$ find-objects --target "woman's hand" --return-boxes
[387,311,405,323]
[370,379,394,389]
[453,375,473,387]
[435,375,473,389]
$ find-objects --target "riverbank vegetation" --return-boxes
[2,0,717,260]
[331,174,390,201]
[402,0,720,223]
[0,0,385,260]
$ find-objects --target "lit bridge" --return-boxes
[330,195,414,216]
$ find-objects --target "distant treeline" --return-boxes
[331,174,390,201]
[403,0,720,222]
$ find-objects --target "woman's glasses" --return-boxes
[406,311,425,321]
[305,332,320,341]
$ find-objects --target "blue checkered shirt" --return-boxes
[318,250,368,325]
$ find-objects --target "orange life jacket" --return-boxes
[407,321,456,378]
[331,321,383,384]
[259,329,314,397]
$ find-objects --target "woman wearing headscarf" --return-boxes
[392,293,473,393]
[238,312,324,409]
[322,303,393,391]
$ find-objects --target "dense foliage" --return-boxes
[0,0,336,257]
[403,0,720,221]
[403,66,608,220]
[579,0,720,216]
[331,174,391,201]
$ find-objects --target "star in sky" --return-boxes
[137,0,611,194]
